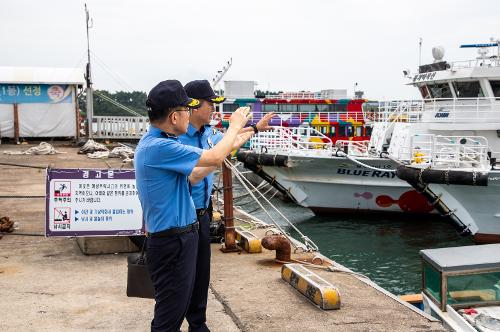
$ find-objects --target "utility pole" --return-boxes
[84,4,94,138]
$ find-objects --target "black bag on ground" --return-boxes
[126,238,155,299]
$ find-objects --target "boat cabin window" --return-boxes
[280,104,297,113]
[334,104,347,113]
[347,126,353,137]
[452,81,484,98]
[298,104,315,112]
[446,271,500,306]
[366,126,373,136]
[330,126,336,136]
[263,104,278,112]
[423,262,442,303]
[316,104,329,112]
[355,126,362,137]
[419,85,431,99]
[427,83,453,99]
[339,125,346,136]
[490,80,500,98]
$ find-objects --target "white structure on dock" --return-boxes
[0,66,84,140]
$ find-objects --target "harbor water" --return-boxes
[230,183,474,296]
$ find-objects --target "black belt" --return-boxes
[148,222,199,238]
[196,208,208,217]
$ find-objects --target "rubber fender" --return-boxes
[396,165,488,186]
[236,151,288,167]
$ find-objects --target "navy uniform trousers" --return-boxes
[186,210,211,332]
[147,228,199,332]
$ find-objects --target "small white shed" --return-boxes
[0,66,84,139]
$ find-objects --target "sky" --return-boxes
[1,0,499,99]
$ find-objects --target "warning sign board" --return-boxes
[46,168,144,237]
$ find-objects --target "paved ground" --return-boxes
[0,143,445,331]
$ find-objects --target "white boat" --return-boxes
[238,40,500,242]
[237,126,436,215]
[420,244,500,331]
[378,41,500,243]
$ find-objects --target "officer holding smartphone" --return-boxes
[179,80,275,332]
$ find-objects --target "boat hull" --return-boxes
[259,156,435,214]
[427,172,500,243]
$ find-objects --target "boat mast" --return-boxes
[84,4,94,138]
[418,37,423,67]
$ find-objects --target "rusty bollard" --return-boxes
[261,234,291,262]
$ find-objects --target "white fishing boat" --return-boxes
[238,39,500,242]
[377,41,500,243]
[237,125,435,215]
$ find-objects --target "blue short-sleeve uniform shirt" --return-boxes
[135,125,203,233]
[178,123,224,209]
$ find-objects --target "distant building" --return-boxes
[223,80,356,100]
[0,66,84,140]
[223,81,256,99]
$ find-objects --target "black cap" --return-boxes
[184,80,226,104]
[146,80,200,111]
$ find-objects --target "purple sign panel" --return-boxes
[46,168,144,237]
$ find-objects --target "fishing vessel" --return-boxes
[374,41,500,243]
[236,124,435,215]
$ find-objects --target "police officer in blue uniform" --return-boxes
[179,80,275,332]
[135,80,251,332]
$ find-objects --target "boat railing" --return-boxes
[367,101,420,154]
[244,112,366,124]
[409,134,490,170]
[369,98,500,124]
[364,100,424,124]
[265,93,316,99]
[93,116,149,139]
[335,140,371,157]
[449,57,500,69]
[249,126,333,156]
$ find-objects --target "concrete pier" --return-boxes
[0,144,444,331]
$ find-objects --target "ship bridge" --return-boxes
[366,43,500,131]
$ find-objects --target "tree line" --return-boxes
[78,90,148,117]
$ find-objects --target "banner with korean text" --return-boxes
[0,84,73,104]
[46,168,144,237]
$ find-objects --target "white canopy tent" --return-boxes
[0,66,84,139]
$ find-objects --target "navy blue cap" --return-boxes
[184,80,226,104]
[146,80,200,111]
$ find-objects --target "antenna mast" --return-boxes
[84,4,94,138]
[418,37,423,67]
